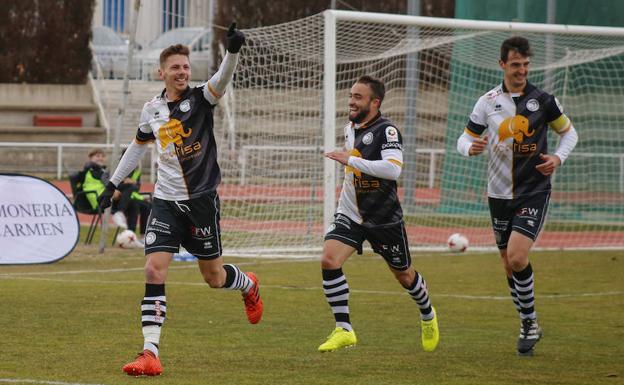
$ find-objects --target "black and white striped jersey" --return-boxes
[135,84,222,201]
[336,114,404,228]
[466,81,571,199]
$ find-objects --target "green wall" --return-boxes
[455,0,624,27]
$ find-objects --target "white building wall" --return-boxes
[93,0,214,47]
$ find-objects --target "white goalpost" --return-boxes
[220,10,624,255]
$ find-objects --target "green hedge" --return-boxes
[0,0,94,84]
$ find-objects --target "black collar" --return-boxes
[161,86,192,102]
[501,80,535,95]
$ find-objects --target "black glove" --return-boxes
[226,22,245,53]
[97,181,117,210]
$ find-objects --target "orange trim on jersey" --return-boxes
[135,138,155,144]
[464,127,481,138]
[388,159,403,167]
[207,83,222,99]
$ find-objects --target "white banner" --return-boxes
[0,174,79,264]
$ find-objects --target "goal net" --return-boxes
[218,10,624,254]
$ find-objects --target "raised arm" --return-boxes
[203,22,246,104]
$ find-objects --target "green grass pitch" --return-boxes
[0,246,622,385]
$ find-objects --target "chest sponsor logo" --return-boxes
[159,118,192,149]
[385,126,399,142]
[362,132,373,145]
[526,99,539,112]
[180,100,191,112]
[494,104,502,111]
[498,115,536,153]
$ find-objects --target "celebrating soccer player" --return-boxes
[319,75,440,353]
[456,36,578,355]
[98,23,263,376]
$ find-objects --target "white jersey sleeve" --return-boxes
[202,52,239,105]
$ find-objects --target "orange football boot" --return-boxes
[122,350,163,376]
[243,272,263,324]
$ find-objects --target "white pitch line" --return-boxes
[1,274,622,301]
[0,258,318,278]
[0,378,106,385]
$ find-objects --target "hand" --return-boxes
[97,182,117,210]
[324,149,351,165]
[469,135,488,156]
[535,153,561,176]
[226,22,245,53]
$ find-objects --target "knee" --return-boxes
[320,251,341,270]
[507,250,528,272]
[393,269,414,288]
[202,268,225,288]
[144,263,165,283]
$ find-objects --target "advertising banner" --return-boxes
[0,174,79,264]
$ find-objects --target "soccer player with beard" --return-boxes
[318,75,440,353]
[98,23,263,376]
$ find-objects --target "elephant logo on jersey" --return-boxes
[345,148,362,178]
[498,115,533,143]
[158,118,192,149]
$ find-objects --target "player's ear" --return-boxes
[158,67,164,80]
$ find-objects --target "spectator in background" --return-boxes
[81,148,145,248]
[82,148,115,210]
[112,151,151,242]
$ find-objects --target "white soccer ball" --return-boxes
[116,229,139,248]
[447,233,469,252]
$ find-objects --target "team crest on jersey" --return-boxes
[362,132,373,145]
[180,99,191,112]
[526,99,539,112]
[385,126,399,142]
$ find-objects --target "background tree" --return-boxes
[0,0,94,84]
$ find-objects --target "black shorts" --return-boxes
[488,191,551,249]
[143,191,222,259]
[324,214,411,271]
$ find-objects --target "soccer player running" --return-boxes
[456,36,578,356]
[98,23,263,376]
[319,75,440,353]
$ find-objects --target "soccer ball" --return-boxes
[116,229,140,248]
[447,233,469,252]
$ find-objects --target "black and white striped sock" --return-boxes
[507,276,522,313]
[322,268,352,332]
[406,272,433,320]
[513,263,536,320]
[142,283,166,357]
[223,264,254,293]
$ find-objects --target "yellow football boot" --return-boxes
[421,307,439,352]
[318,327,357,352]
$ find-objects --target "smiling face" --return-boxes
[89,152,106,167]
[348,82,380,124]
[159,54,191,101]
[500,49,530,93]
